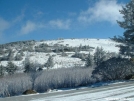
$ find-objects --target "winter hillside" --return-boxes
[0,38,131,98]
[0,38,121,72]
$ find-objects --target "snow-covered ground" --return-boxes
[39,38,120,53]
[30,81,134,101]
[0,81,133,101]
[1,38,121,70]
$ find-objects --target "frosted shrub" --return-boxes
[0,67,94,97]
[34,67,93,93]
[0,73,32,97]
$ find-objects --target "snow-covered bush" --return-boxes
[34,67,93,93]
[72,52,87,60]
[0,73,32,97]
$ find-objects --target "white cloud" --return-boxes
[20,19,71,35]
[37,11,44,16]
[13,13,25,23]
[49,19,71,29]
[78,0,123,24]
[20,21,37,35]
[12,8,26,24]
[20,21,45,35]
[0,18,10,32]
[0,18,10,43]
[68,12,77,17]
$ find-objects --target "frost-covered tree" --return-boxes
[105,52,119,60]
[0,65,5,77]
[0,49,4,55]
[7,50,14,61]
[6,61,17,75]
[19,50,24,56]
[23,57,42,90]
[23,57,35,73]
[112,0,134,57]
[78,44,82,51]
[85,53,94,67]
[94,47,106,66]
[45,56,54,69]
[27,46,34,52]
[15,53,23,61]
[28,70,42,90]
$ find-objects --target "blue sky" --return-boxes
[0,0,129,44]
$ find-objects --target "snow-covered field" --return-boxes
[31,82,134,101]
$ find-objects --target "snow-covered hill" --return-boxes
[0,38,121,71]
[38,38,119,52]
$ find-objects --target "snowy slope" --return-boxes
[38,38,120,53]
[1,38,121,70]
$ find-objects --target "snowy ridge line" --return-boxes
[33,82,134,100]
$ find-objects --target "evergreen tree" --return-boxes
[6,61,17,75]
[45,56,54,69]
[0,64,5,77]
[94,47,106,66]
[0,49,4,55]
[113,0,134,57]
[92,57,134,81]
[72,48,79,57]
[24,57,33,73]
[19,50,24,56]
[7,50,14,61]
[15,53,23,61]
[85,53,94,67]
[79,44,82,51]
[106,52,119,60]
